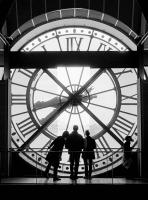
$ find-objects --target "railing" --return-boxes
[0,148,140,184]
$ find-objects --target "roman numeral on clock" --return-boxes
[17,117,37,137]
[41,45,47,51]
[18,69,34,78]
[66,37,83,51]
[95,143,101,159]
[121,94,137,105]
[111,115,135,141]
[96,136,113,156]
[97,42,114,51]
[12,94,26,105]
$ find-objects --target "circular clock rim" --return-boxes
[11,18,137,52]
[26,68,122,140]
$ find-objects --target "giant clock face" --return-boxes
[10,22,138,175]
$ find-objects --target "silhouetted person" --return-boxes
[123,135,133,178]
[82,130,96,179]
[65,125,84,180]
[44,130,69,181]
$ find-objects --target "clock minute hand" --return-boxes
[33,96,68,110]
[76,68,105,96]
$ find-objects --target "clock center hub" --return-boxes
[70,93,83,106]
[60,84,91,114]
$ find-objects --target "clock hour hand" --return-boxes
[33,96,68,110]
[76,68,105,96]
[33,87,97,112]
[81,86,97,102]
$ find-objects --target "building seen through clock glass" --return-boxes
[0,0,148,183]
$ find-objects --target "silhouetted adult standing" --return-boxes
[82,130,96,179]
[44,130,69,181]
[123,135,133,177]
[66,125,84,180]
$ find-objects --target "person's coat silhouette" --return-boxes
[65,125,84,180]
[82,130,96,179]
[44,131,69,181]
[122,135,133,177]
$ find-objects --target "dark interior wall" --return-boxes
[0,80,8,176]
[0,81,8,148]
[140,80,148,178]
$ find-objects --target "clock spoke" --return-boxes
[82,100,115,111]
[17,97,73,151]
[65,67,73,92]
[120,82,137,89]
[82,87,116,98]
[81,87,116,105]
[77,67,84,91]
[76,107,85,133]
[34,87,68,98]
[66,106,73,130]
[78,101,123,146]
[43,68,72,96]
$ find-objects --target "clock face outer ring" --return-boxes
[11,18,137,51]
